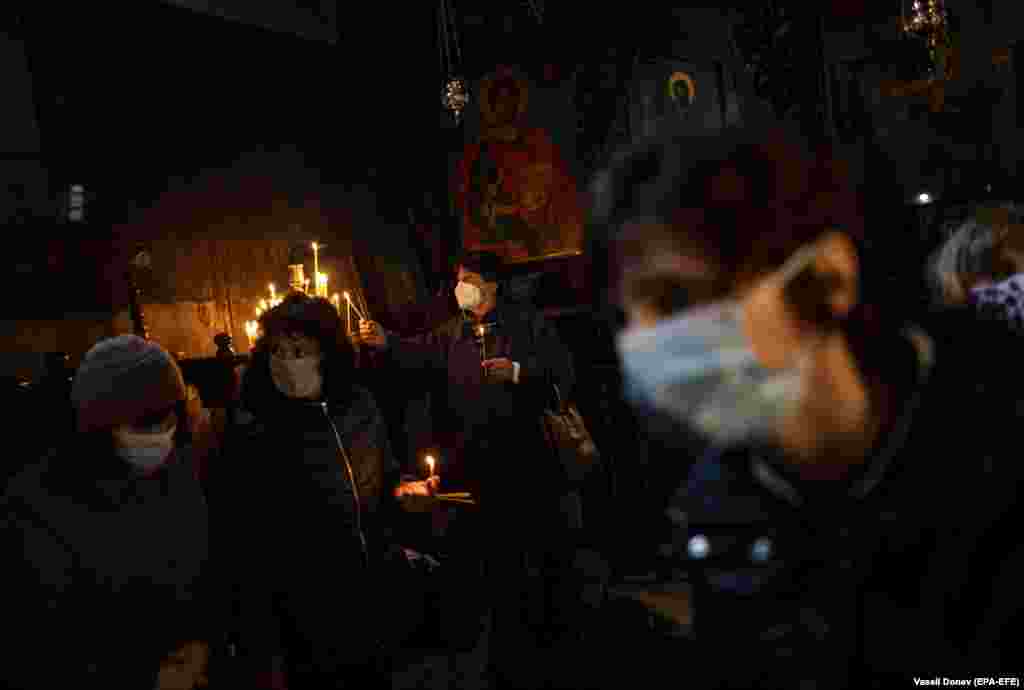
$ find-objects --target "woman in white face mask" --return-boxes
[1,334,212,689]
[267,332,325,400]
[592,123,1024,688]
[230,293,431,687]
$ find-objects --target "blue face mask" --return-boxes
[616,245,818,446]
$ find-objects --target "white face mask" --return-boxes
[455,281,484,310]
[616,243,820,446]
[270,354,323,399]
[114,425,177,471]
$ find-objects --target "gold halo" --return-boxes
[479,67,530,124]
[668,71,697,105]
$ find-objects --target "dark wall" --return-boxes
[158,0,340,44]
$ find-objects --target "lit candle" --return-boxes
[478,325,487,360]
[344,291,365,321]
[312,242,319,284]
[316,272,328,298]
[269,283,276,302]
[304,277,310,293]
[425,455,436,479]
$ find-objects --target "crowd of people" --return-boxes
[4,118,1024,689]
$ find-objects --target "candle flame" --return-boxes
[312,242,318,250]
[426,455,436,474]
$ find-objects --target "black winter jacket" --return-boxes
[671,307,1024,688]
[1,444,211,689]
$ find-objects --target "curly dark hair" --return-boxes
[241,293,356,416]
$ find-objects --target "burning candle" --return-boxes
[425,455,436,479]
[245,320,259,345]
[312,242,319,283]
[478,325,487,360]
[316,272,328,298]
[269,283,277,302]
[344,291,365,321]
[304,277,310,293]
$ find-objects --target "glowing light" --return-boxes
[917,192,932,204]
[244,320,260,345]
[344,291,366,321]
[426,455,436,476]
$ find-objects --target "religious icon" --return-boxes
[454,66,584,264]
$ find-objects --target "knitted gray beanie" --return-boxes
[71,335,186,432]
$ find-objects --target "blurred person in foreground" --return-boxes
[359,250,577,689]
[1,335,213,689]
[589,123,1024,687]
[223,293,435,689]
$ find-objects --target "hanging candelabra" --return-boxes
[902,0,950,78]
[439,0,469,124]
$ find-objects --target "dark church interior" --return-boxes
[4,1,1024,688]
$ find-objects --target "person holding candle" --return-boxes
[358,250,577,689]
[222,293,435,689]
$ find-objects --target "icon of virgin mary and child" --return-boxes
[457,66,583,261]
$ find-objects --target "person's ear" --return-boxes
[812,230,860,319]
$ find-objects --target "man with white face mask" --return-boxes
[359,250,577,689]
[589,123,1024,687]
[1,335,213,689]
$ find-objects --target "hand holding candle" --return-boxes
[481,357,516,383]
[395,459,441,512]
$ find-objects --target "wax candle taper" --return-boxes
[312,242,319,286]
[344,292,366,321]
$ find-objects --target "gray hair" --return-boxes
[927,203,1023,305]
